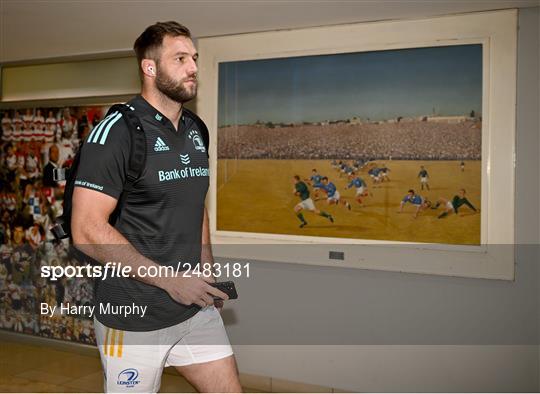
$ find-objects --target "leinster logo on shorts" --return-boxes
[188,129,206,153]
[117,368,141,388]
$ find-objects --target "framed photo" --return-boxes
[197,10,517,280]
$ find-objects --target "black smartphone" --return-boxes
[209,281,238,300]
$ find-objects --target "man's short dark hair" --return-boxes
[133,21,191,71]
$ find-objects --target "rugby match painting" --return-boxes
[216,44,482,245]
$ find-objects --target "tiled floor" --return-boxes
[0,338,207,392]
[0,337,345,393]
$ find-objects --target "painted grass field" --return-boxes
[217,160,481,245]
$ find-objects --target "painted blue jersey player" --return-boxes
[379,164,390,182]
[305,168,326,200]
[345,171,369,205]
[352,159,364,171]
[398,189,432,218]
[418,165,430,191]
[368,166,382,185]
[321,176,351,210]
[309,170,323,188]
[338,162,350,178]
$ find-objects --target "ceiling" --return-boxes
[1,0,538,63]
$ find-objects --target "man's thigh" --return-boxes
[175,355,242,393]
[167,306,240,392]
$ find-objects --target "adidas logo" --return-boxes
[154,137,170,151]
[180,154,190,165]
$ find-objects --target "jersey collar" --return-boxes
[129,95,187,133]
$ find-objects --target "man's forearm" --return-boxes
[464,199,477,211]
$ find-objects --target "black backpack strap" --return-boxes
[183,107,209,156]
[50,145,84,239]
[106,104,147,224]
[52,103,146,240]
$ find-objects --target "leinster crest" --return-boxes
[188,129,206,153]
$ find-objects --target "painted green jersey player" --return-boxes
[292,175,334,228]
[433,189,478,218]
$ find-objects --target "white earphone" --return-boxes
[148,66,155,76]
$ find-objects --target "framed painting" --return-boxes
[197,10,517,279]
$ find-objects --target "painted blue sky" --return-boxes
[218,44,482,126]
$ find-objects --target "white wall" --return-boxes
[1,1,538,63]
[515,6,540,392]
[221,7,539,392]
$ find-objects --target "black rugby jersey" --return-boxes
[75,95,209,330]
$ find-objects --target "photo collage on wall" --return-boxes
[0,105,109,344]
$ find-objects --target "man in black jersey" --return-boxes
[71,22,241,393]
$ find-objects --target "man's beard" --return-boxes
[155,68,197,104]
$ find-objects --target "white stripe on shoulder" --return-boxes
[91,112,121,144]
[87,112,118,143]
[98,112,123,145]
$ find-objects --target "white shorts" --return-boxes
[446,201,454,210]
[328,191,340,202]
[94,306,233,393]
[420,177,428,183]
[297,198,316,211]
[355,187,365,196]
